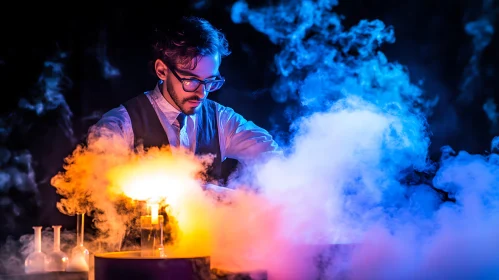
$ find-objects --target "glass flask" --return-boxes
[67,213,90,271]
[46,225,69,271]
[24,226,47,274]
[140,203,165,257]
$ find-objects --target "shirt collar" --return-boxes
[148,81,195,126]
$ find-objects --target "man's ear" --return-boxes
[154,59,168,80]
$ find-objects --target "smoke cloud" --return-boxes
[483,97,499,132]
[17,51,74,142]
[0,50,75,275]
[460,0,499,135]
[95,30,121,79]
[46,124,317,277]
[459,0,497,105]
[0,50,73,228]
[50,127,178,252]
[227,0,499,279]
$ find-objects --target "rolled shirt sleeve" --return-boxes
[217,104,282,165]
[87,105,134,150]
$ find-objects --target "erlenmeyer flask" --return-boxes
[67,213,90,271]
[24,226,46,274]
[46,225,69,271]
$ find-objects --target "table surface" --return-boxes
[0,272,88,280]
[0,269,266,280]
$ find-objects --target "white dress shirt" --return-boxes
[90,83,281,165]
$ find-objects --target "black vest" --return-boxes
[122,93,238,184]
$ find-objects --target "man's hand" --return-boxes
[203,183,234,204]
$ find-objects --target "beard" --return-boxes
[166,78,203,115]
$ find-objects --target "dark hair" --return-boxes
[152,16,231,70]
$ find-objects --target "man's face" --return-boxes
[165,54,221,115]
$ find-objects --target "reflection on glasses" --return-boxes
[170,68,225,92]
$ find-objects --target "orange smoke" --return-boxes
[106,147,206,205]
[51,128,313,278]
[50,128,213,251]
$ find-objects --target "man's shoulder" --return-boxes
[122,92,152,107]
[97,104,130,124]
[105,91,152,116]
[98,90,157,124]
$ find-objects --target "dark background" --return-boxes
[0,0,498,262]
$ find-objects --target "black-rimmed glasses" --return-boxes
[169,67,225,92]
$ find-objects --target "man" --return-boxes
[89,16,281,187]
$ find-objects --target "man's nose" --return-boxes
[196,83,209,96]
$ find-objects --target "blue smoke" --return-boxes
[191,0,210,10]
[96,31,121,79]
[1,50,74,230]
[232,0,431,113]
[459,0,499,134]
[231,0,434,151]
[232,0,499,279]
[459,0,497,104]
[0,149,38,221]
[483,97,499,131]
[0,50,74,275]
[17,51,75,142]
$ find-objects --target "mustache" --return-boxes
[183,96,203,102]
